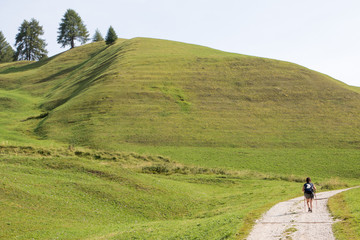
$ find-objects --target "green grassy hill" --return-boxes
[1,38,360,239]
[1,37,360,149]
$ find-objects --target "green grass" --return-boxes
[0,37,360,239]
[1,38,360,150]
[0,88,61,149]
[328,187,360,240]
[0,89,44,144]
[108,145,360,181]
[0,147,301,240]
[0,146,357,239]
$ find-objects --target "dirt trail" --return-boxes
[247,188,354,240]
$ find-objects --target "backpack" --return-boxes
[304,183,314,194]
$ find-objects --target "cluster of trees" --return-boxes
[0,9,118,63]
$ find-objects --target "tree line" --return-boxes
[0,9,118,63]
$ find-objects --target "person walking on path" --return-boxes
[303,177,317,212]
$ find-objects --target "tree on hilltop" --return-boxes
[0,31,14,63]
[92,29,104,42]
[14,19,48,61]
[105,26,117,45]
[57,9,89,49]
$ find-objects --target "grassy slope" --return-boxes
[1,38,360,149]
[43,38,360,149]
[1,38,360,239]
[0,147,300,239]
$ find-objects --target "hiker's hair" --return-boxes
[306,177,311,183]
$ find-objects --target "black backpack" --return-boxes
[304,183,314,194]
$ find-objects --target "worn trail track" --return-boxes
[247,188,354,240]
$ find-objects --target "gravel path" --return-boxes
[247,188,353,240]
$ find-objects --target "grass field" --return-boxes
[112,145,360,181]
[1,146,357,239]
[328,187,360,240]
[0,37,359,239]
[1,146,302,239]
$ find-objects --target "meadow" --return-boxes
[114,145,360,181]
[0,37,359,239]
[1,146,302,239]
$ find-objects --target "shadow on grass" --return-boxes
[0,55,59,74]
[40,50,119,111]
[36,64,83,83]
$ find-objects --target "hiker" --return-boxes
[303,177,316,212]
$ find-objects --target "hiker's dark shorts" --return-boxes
[304,192,314,199]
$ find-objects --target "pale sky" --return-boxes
[1,0,360,86]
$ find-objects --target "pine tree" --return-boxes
[0,31,14,63]
[105,26,118,45]
[57,9,89,49]
[92,29,104,42]
[14,19,48,61]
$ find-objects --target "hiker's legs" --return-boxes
[309,198,313,210]
[306,198,310,210]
